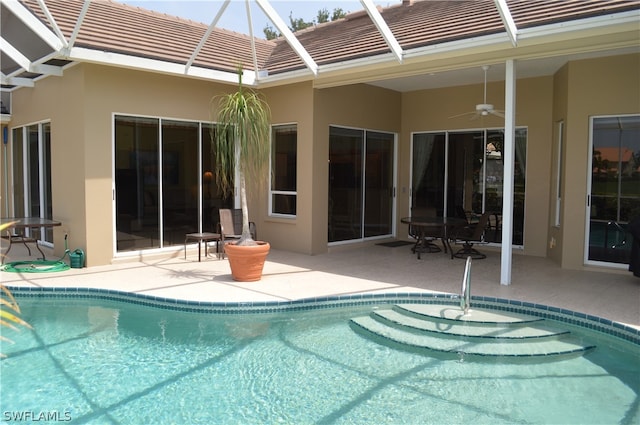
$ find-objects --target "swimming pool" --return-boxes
[1,288,639,424]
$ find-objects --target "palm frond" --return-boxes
[210,66,272,244]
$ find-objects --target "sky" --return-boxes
[121,0,401,36]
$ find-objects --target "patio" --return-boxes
[2,240,638,330]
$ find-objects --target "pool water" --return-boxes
[1,297,639,424]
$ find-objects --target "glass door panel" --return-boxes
[11,129,25,218]
[42,123,53,243]
[115,116,160,252]
[364,131,394,238]
[482,129,527,245]
[588,115,640,264]
[328,127,363,242]
[202,124,234,232]
[161,120,198,247]
[411,133,445,216]
[447,132,484,219]
[27,124,40,218]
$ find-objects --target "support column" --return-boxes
[500,59,516,285]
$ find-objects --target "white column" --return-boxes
[500,59,516,285]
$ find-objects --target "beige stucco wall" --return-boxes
[261,82,315,253]
[401,75,554,257]
[313,84,402,253]
[6,53,637,269]
[8,65,88,261]
[10,64,235,266]
[556,53,640,270]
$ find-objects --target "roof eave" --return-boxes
[68,46,252,86]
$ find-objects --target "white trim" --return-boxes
[0,37,31,71]
[35,0,68,47]
[67,0,90,50]
[517,10,640,39]
[185,0,231,72]
[255,0,318,76]
[0,38,63,79]
[1,0,64,51]
[493,0,518,47]
[360,0,403,63]
[68,46,247,85]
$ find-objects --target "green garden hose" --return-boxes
[1,234,71,273]
[1,260,70,273]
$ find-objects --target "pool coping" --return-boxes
[8,285,640,346]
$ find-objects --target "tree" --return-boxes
[210,67,271,246]
[289,12,313,32]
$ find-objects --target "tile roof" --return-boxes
[265,0,640,74]
[13,0,640,80]
[20,0,274,73]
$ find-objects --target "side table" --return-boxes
[184,232,221,262]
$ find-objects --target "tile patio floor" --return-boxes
[1,240,638,329]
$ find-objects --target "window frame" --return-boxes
[269,123,298,218]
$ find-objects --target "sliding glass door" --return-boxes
[411,128,527,246]
[10,122,53,244]
[114,116,232,253]
[587,115,640,265]
[328,127,395,243]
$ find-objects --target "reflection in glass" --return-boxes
[271,125,297,216]
[328,127,395,243]
[202,124,234,232]
[411,129,527,246]
[364,131,394,237]
[329,127,363,242]
[115,116,160,251]
[588,115,640,264]
[162,120,199,247]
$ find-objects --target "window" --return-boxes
[554,121,564,227]
[270,124,297,216]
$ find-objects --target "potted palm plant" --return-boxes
[211,67,271,282]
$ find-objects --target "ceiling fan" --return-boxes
[450,65,504,120]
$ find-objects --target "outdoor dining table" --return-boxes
[400,216,468,259]
[1,217,62,263]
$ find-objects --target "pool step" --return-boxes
[349,304,595,360]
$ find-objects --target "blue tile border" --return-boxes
[6,286,639,346]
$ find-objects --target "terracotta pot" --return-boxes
[224,241,270,282]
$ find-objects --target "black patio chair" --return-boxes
[452,212,491,259]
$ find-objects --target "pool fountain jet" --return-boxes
[460,256,472,315]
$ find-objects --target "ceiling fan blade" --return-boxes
[490,110,505,118]
[448,111,476,119]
